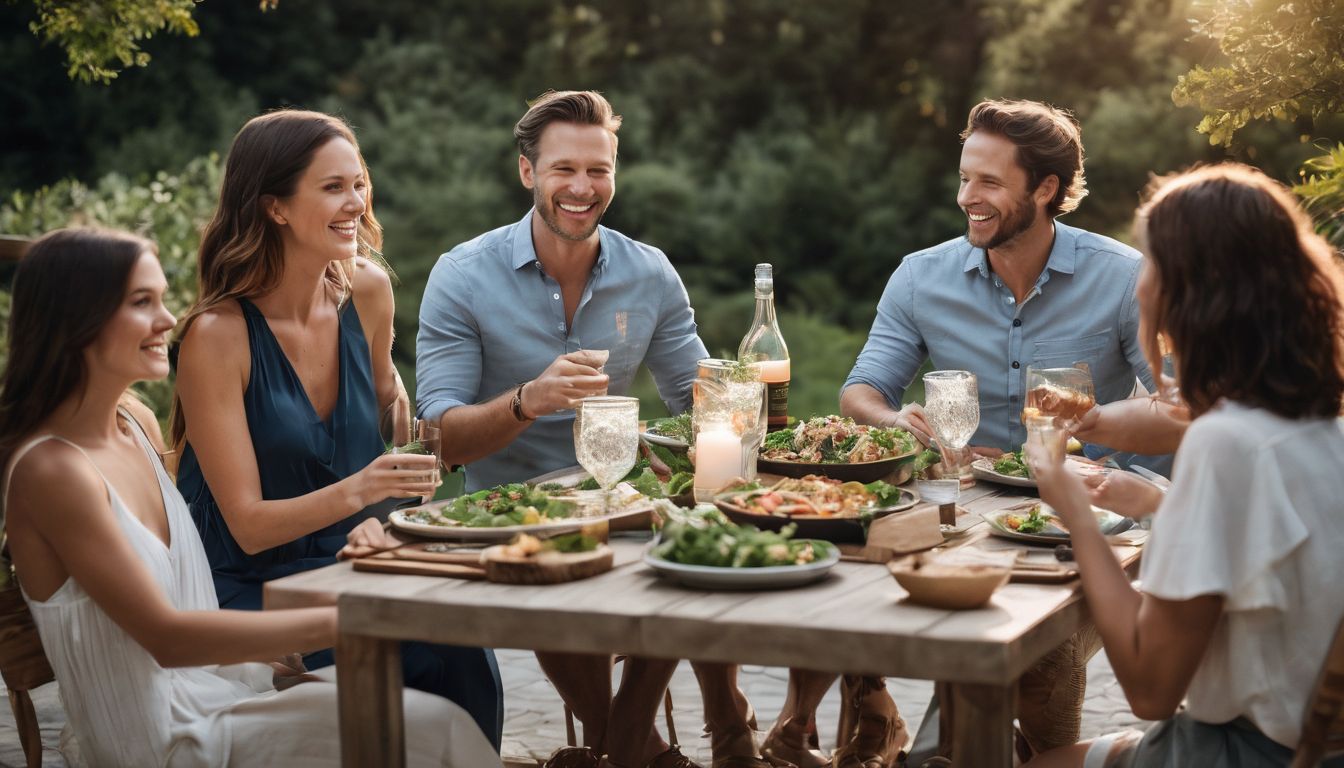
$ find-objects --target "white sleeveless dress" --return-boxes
[4,418,499,767]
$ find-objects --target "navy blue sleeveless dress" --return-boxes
[177,297,503,748]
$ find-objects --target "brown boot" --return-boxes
[832,676,909,768]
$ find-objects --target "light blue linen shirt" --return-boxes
[844,221,1156,452]
[417,210,708,491]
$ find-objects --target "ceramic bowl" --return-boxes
[886,556,1010,610]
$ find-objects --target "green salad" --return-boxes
[404,483,576,528]
[993,449,1030,478]
[652,507,833,568]
[646,413,693,443]
[573,457,693,499]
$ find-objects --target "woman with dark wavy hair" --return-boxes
[172,110,503,747]
[1023,163,1344,767]
[0,228,496,766]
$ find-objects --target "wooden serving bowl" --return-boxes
[886,557,1010,610]
[481,544,614,584]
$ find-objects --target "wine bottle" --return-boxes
[738,263,791,429]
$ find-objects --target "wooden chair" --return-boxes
[1292,615,1344,767]
[0,582,55,768]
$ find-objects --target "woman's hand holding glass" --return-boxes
[1024,425,1094,531]
[352,452,440,508]
[1081,470,1164,520]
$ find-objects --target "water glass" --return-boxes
[1026,414,1066,466]
[391,419,442,485]
[923,370,980,486]
[574,396,640,504]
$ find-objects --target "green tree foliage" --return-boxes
[21,0,202,83]
[1173,0,1344,243]
[0,155,222,418]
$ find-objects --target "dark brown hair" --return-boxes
[961,99,1087,217]
[1137,163,1344,419]
[0,228,155,467]
[514,90,622,167]
[170,109,384,448]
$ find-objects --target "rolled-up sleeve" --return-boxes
[644,254,708,415]
[843,262,926,407]
[416,256,483,422]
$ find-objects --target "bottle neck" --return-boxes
[752,287,777,327]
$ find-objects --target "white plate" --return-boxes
[980,503,1131,545]
[642,542,841,590]
[640,431,689,451]
[390,489,654,541]
[970,458,1036,488]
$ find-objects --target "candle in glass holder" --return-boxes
[694,424,742,502]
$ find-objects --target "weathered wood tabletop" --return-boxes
[265,481,1142,768]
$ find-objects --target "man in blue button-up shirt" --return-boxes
[416,91,761,768]
[829,100,1157,763]
[842,103,1154,452]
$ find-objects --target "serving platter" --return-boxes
[714,486,920,544]
[757,449,918,484]
[389,484,654,541]
[981,502,1133,545]
[970,458,1036,488]
[642,541,840,590]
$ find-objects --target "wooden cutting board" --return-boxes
[351,543,615,584]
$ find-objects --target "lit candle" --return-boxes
[694,425,743,502]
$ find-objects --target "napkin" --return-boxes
[847,504,944,562]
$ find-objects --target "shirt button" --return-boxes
[1011,361,1020,369]
[553,293,560,300]
[1013,318,1022,327]
[1004,296,1014,304]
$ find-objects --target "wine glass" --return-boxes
[574,396,640,511]
[923,370,980,486]
[1023,363,1095,430]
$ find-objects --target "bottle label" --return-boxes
[767,380,790,427]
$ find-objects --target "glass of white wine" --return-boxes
[923,370,980,487]
[574,396,640,512]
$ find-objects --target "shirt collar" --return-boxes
[960,219,1078,277]
[510,207,611,273]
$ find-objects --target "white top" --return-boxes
[3,416,498,767]
[1140,401,1344,747]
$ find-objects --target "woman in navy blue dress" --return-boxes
[172,110,503,748]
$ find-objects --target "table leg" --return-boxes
[337,632,404,767]
[949,682,1014,768]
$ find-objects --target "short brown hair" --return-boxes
[1137,163,1344,419]
[514,90,622,166]
[961,99,1087,217]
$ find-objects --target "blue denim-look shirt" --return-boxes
[417,210,708,491]
[844,221,1156,452]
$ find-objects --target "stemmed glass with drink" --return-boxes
[923,370,980,487]
[1023,364,1096,429]
[574,396,640,512]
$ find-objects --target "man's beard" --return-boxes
[968,193,1037,250]
[535,188,605,242]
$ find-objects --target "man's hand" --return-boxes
[888,402,935,446]
[520,349,610,416]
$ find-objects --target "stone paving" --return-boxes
[0,649,1145,766]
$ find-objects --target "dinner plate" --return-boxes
[970,458,1036,488]
[757,447,918,484]
[642,541,841,590]
[389,491,654,541]
[640,431,689,451]
[714,487,920,544]
[981,503,1133,545]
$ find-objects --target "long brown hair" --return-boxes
[169,109,384,448]
[1137,163,1344,419]
[0,228,155,469]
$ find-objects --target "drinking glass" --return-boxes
[691,359,766,486]
[574,396,640,510]
[390,419,442,486]
[923,370,980,486]
[1025,414,1066,466]
[1023,363,1095,430]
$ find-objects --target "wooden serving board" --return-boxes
[482,545,614,585]
[352,557,486,580]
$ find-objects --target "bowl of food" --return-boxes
[714,475,919,544]
[886,554,1011,610]
[759,416,919,483]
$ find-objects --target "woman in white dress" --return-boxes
[0,227,499,767]
[1023,163,1344,767]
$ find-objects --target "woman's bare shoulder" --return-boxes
[350,257,393,309]
[7,439,105,522]
[179,302,249,367]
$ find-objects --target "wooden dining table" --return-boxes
[264,480,1142,768]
